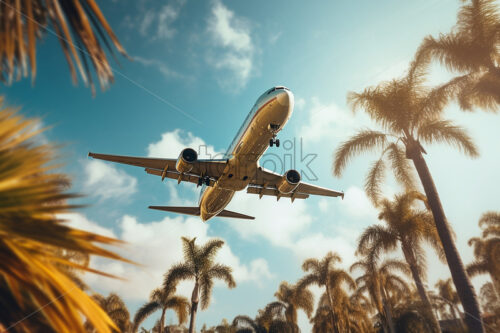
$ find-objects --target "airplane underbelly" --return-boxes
[200,186,235,219]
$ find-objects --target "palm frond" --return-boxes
[466,260,489,277]
[386,143,418,192]
[0,0,128,93]
[164,296,190,324]
[333,130,388,176]
[479,211,500,228]
[133,301,160,332]
[364,155,386,206]
[0,103,132,333]
[417,119,479,157]
[207,264,236,289]
[163,262,194,295]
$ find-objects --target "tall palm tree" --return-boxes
[0,0,128,93]
[272,281,314,325]
[420,0,500,111]
[467,211,500,297]
[333,51,484,332]
[350,257,411,333]
[133,286,189,333]
[86,293,131,333]
[163,237,236,333]
[0,101,128,332]
[357,191,443,332]
[298,251,351,332]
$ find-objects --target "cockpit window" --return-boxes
[266,86,289,94]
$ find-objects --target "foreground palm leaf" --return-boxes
[334,49,484,332]
[0,0,128,93]
[0,100,128,332]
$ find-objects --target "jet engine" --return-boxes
[277,169,301,194]
[176,148,197,173]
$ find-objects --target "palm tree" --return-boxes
[435,278,465,331]
[0,0,128,93]
[87,293,131,333]
[272,281,314,325]
[350,257,411,333]
[333,50,484,332]
[0,101,128,332]
[420,0,500,111]
[314,288,371,332]
[479,282,500,315]
[467,211,500,297]
[232,315,266,333]
[357,191,443,332]
[133,286,189,333]
[163,237,236,333]
[298,251,352,332]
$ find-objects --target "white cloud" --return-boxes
[61,213,116,238]
[207,0,256,90]
[64,213,271,301]
[137,0,185,40]
[147,129,221,159]
[298,97,367,145]
[83,159,137,201]
[339,186,378,219]
[225,192,313,248]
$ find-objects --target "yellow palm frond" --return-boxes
[0,0,128,94]
[0,101,129,332]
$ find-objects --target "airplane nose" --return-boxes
[277,90,294,108]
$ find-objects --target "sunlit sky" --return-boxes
[3,0,500,330]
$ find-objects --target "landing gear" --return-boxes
[197,176,211,187]
[269,123,280,147]
[269,138,280,147]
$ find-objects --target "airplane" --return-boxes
[89,86,344,221]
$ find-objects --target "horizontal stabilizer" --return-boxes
[217,210,254,220]
[148,206,254,220]
[149,206,200,216]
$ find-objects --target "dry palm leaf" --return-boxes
[0,98,131,332]
[0,0,128,94]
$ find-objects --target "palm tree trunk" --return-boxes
[188,281,199,333]
[159,308,166,333]
[325,285,340,333]
[401,243,441,333]
[379,283,396,333]
[409,149,484,333]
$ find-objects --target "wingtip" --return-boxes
[88,152,94,158]
[341,191,345,200]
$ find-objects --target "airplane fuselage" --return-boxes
[198,87,294,221]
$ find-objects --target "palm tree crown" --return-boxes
[467,211,500,296]
[133,286,189,333]
[164,237,236,333]
[420,0,500,111]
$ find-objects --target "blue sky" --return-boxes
[3,0,500,330]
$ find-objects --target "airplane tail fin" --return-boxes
[148,206,254,220]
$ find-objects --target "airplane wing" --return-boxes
[248,167,344,201]
[88,152,227,186]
